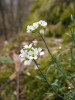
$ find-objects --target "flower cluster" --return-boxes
[27,20,47,33]
[19,43,44,65]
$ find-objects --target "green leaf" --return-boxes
[35,76,46,81]
[46,66,51,76]
[57,53,62,58]
[71,14,73,21]
[51,79,59,87]
[73,56,75,61]
[64,49,70,55]
[55,69,57,74]
[0,56,14,64]
[46,65,55,76]
[70,74,75,78]
[59,72,64,78]
[65,33,72,37]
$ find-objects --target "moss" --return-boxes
[1,84,16,100]
[0,68,16,100]
[0,69,10,86]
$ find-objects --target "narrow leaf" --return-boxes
[65,33,72,37]
[51,79,59,87]
[46,65,55,76]
[35,76,46,81]
[70,74,75,78]
[46,66,51,76]
[71,14,73,21]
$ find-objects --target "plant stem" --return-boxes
[39,32,54,59]
[70,0,75,73]
[39,32,67,76]
[38,32,75,87]
[33,59,64,99]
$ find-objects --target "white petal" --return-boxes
[34,48,38,54]
[24,45,28,48]
[24,60,31,65]
[28,51,33,55]
[34,56,37,60]
[40,52,44,55]
[32,40,37,44]
[33,22,38,28]
[29,43,33,48]
[32,40,38,46]
[40,29,44,34]
[29,56,34,60]
[38,47,42,52]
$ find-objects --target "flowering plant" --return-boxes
[20,19,75,99]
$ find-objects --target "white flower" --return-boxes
[32,40,38,46]
[20,49,25,57]
[27,23,38,33]
[27,25,34,33]
[20,43,45,65]
[20,49,26,58]
[37,47,44,56]
[24,60,31,65]
[28,49,38,60]
[19,49,31,65]
[27,20,47,33]
[20,50,28,61]
[24,43,32,50]
[40,29,44,34]
[38,20,47,27]
[68,87,71,89]
[33,22,39,30]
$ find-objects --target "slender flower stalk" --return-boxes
[70,23,74,73]
[33,59,64,99]
[39,30,75,88]
[38,31,69,78]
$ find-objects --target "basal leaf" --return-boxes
[0,56,14,64]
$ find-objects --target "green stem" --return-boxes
[70,24,74,73]
[39,32,54,59]
[39,32,68,77]
[33,59,64,99]
[38,32,75,87]
[70,0,75,74]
